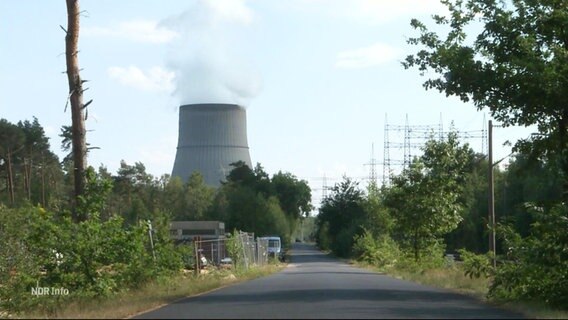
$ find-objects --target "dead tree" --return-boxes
[64,0,89,222]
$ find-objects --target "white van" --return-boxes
[259,236,283,261]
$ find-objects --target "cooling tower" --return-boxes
[171,103,252,187]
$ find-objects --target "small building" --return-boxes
[170,221,226,242]
[170,221,227,266]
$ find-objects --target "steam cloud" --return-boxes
[160,0,262,107]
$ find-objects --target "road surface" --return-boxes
[135,243,524,319]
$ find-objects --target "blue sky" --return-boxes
[1,0,535,206]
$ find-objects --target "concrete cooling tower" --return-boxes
[171,103,252,187]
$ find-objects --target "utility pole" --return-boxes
[488,120,496,268]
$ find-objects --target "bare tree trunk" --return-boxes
[23,156,32,200]
[41,153,46,207]
[65,0,87,222]
[413,230,419,262]
[7,150,15,205]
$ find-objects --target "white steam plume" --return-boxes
[160,0,262,107]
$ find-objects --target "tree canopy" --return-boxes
[403,0,568,199]
[384,132,474,261]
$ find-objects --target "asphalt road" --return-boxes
[135,243,524,319]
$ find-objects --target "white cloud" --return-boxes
[206,0,253,25]
[335,43,402,69]
[84,20,178,44]
[160,0,253,34]
[107,66,174,92]
[289,0,446,25]
[348,0,447,24]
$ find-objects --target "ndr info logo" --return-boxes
[31,287,69,296]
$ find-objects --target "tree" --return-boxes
[444,154,490,253]
[179,172,214,220]
[490,203,568,308]
[222,183,290,242]
[384,161,450,261]
[384,133,473,261]
[225,161,256,186]
[316,177,366,257]
[403,0,568,201]
[0,120,24,205]
[65,0,91,222]
[364,185,394,238]
[500,152,563,236]
[272,171,313,220]
[163,176,185,218]
[211,162,306,245]
[17,118,52,201]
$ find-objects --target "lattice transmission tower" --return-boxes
[364,143,379,189]
[382,113,487,185]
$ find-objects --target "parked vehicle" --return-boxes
[259,236,284,261]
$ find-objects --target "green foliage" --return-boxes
[444,155,490,254]
[316,221,331,251]
[0,117,63,208]
[213,162,309,246]
[0,116,312,313]
[226,229,245,270]
[500,154,563,237]
[364,186,394,237]
[76,167,113,219]
[0,205,45,311]
[0,170,183,313]
[489,204,568,308]
[182,172,215,220]
[458,248,493,279]
[384,132,471,261]
[271,171,313,220]
[395,240,446,273]
[353,229,400,270]
[403,0,568,199]
[315,177,366,257]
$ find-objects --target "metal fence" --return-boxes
[193,231,269,271]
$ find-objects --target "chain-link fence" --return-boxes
[193,231,269,271]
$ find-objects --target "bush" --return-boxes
[489,204,568,309]
[0,168,185,313]
[458,248,493,279]
[0,206,46,311]
[333,225,359,258]
[394,240,446,273]
[316,222,331,251]
[353,229,400,269]
[226,230,245,270]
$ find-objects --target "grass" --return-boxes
[17,263,285,319]
[353,260,568,319]
[387,265,490,299]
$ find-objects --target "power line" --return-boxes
[364,142,378,188]
[383,113,488,185]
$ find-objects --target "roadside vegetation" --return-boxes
[20,263,285,319]
[0,117,310,316]
[2,0,568,318]
[316,132,568,317]
[2,2,311,316]
[316,0,568,317]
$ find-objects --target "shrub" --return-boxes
[226,230,245,270]
[0,168,185,313]
[353,229,400,269]
[394,240,446,273]
[316,221,331,251]
[489,204,568,309]
[458,248,493,279]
